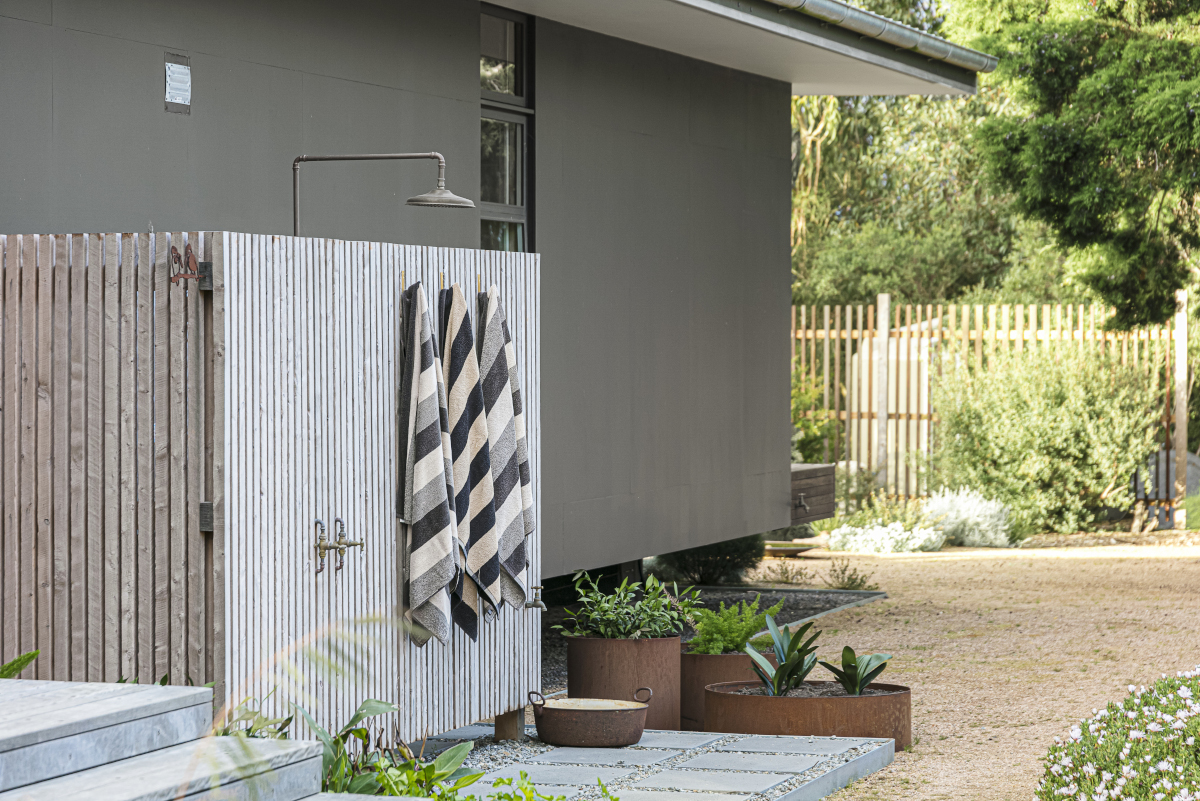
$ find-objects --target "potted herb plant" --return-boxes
[553,572,699,730]
[680,595,783,731]
[703,615,911,748]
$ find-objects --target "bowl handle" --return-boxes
[633,687,653,704]
[528,690,546,718]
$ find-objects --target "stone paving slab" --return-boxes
[677,751,823,774]
[529,748,679,767]
[633,731,724,749]
[631,769,791,793]
[430,724,496,741]
[481,764,635,787]
[777,741,895,801]
[616,792,753,801]
[719,736,873,756]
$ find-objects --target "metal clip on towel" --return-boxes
[333,517,364,571]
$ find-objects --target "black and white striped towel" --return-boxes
[439,283,502,640]
[397,282,458,647]
[477,287,535,608]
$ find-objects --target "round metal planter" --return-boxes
[680,651,776,732]
[529,689,652,747]
[703,680,912,749]
[565,635,681,730]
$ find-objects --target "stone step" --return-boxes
[0,736,322,801]
[0,679,213,791]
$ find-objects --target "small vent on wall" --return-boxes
[165,54,191,114]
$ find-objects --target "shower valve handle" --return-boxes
[332,518,363,571]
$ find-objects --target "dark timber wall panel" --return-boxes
[0,0,480,248]
[535,22,792,577]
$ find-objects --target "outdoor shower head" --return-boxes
[293,151,474,235]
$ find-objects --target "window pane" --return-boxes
[481,220,525,252]
[481,117,523,207]
[481,14,522,97]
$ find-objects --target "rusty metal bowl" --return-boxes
[529,688,652,747]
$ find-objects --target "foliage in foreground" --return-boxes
[688,595,784,655]
[655,535,765,586]
[554,572,700,639]
[0,650,38,679]
[1035,667,1200,801]
[932,347,1160,537]
[745,617,821,697]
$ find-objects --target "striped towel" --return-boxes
[477,287,535,609]
[397,282,458,647]
[439,283,502,640]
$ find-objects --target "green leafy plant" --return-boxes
[0,649,38,679]
[295,698,400,794]
[748,559,813,586]
[745,617,821,697]
[374,741,483,798]
[688,595,785,655]
[932,347,1159,536]
[791,370,836,463]
[554,572,700,640]
[655,535,765,586]
[822,558,879,591]
[213,696,293,739]
[819,646,891,696]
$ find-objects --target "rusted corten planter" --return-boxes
[704,680,912,749]
[566,635,681,730]
[680,651,776,732]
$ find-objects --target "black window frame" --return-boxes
[480,4,534,252]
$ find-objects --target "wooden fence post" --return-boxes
[1175,289,1189,529]
[875,294,890,488]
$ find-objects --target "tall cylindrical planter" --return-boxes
[680,652,776,732]
[704,680,912,749]
[565,635,681,730]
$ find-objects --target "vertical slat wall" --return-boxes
[794,297,1188,516]
[222,234,540,741]
[0,233,218,685]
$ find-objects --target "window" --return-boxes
[480,7,532,252]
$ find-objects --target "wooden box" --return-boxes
[791,463,835,524]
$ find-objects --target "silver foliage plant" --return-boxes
[923,487,1013,548]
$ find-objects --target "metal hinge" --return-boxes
[199,502,214,533]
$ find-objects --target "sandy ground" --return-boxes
[781,544,1200,800]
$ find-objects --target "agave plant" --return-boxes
[819,646,892,696]
[743,616,821,696]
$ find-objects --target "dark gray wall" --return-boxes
[0,0,481,246]
[0,1,792,580]
[535,21,792,577]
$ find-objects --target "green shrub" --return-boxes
[932,347,1160,537]
[656,535,765,586]
[792,371,836,463]
[553,572,700,639]
[1034,667,1200,801]
[688,595,784,655]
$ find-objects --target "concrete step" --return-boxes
[0,679,213,791]
[0,736,322,801]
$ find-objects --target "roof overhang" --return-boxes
[490,0,986,96]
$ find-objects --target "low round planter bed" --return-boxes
[703,680,911,749]
[566,635,680,730]
[680,652,776,732]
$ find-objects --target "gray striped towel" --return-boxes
[439,283,502,640]
[398,282,458,647]
[477,286,535,608]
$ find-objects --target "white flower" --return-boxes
[1172,719,1186,730]
[1179,687,1193,700]
[1130,730,1146,740]
[1149,722,1164,732]
[1084,764,1098,776]
[1158,761,1171,772]
[1070,726,1084,740]
[1128,712,1139,720]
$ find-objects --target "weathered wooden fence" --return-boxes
[0,231,540,741]
[792,293,1190,524]
[0,232,220,687]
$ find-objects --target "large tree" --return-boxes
[966,1,1200,327]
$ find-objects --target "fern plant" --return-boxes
[819,646,892,696]
[744,616,821,696]
[687,595,784,655]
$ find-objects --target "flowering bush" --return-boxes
[923,487,1012,548]
[1035,667,1200,801]
[828,521,945,554]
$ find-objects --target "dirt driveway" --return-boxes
[789,545,1200,800]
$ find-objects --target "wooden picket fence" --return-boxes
[792,294,1190,522]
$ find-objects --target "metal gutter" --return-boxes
[765,0,998,72]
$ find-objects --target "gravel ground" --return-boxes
[781,543,1200,801]
[459,731,887,800]
[540,588,879,694]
